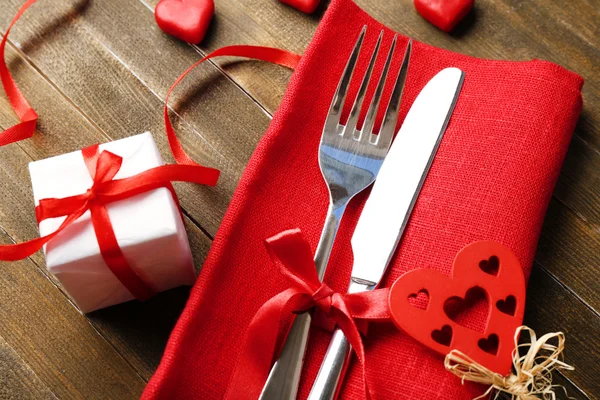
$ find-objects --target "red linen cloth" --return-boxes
[143,0,583,398]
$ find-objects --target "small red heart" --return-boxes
[279,0,320,14]
[389,241,526,375]
[496,295,517,316]
[155,0,214,44]
[443,286,488,333]
[479,255,499,276]
[478,333,499,355]
[414,0,474,32]
[408,289,429,310]
[432,324,453,347]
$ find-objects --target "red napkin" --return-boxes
[142,0,583,398]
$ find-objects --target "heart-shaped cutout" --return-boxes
[478,334,499,355]
[414,0,474,32]
[431,325,453,347]
[389,241,526,375]
[479,255,499,276]
[443,286,489,334]
[496,295,517,316]
[155,0,214,44]
[279,0,320,14]
[408,289,429,310]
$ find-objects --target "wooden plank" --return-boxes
[3,0,596,248]
[0,20,263,385]
[0,335,58,400]
[554,136,600,227]
[0,228,145,399]
[525,264,600,399]
[491,0,600,151]
[0,0,273,237]
[536,198,600,312]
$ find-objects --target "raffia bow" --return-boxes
[444,326,581,400]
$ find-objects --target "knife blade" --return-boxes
[307,67,465,400]
[351,66,464,286]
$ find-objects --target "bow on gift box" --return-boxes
[0,0,300,299]
[0,144,219,299]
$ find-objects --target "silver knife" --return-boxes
[307,67,465,400]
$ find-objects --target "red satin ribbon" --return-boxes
[164,45,301,165]
[0,0,301,299]
[224,229,391,400]
[0,0,39,146]
[79,144,161,299]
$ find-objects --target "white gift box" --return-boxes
[29,132,196,313]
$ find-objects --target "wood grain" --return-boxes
[525,264,600,399]
[0,335,58,400]
[0,0,598,398]
[0,227,145,399]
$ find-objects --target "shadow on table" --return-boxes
[9,0,90,57]
[449,8,477,39]
[87,286,192,374]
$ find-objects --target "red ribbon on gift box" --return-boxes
[224,229,391,400]
[0,0,300,299]
[28,145,219,299]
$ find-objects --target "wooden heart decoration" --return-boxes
[414,0,474,32]
[389,241,526,375]
[155,0,214,44]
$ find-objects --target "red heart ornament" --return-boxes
[414,0,474,32]
[155,0,214,44]
[280,0,320,14]
[389,241,526,375]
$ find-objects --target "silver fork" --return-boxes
[259,26,412,400]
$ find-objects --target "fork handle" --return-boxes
[259,204,346,400]
[308,279,367,400]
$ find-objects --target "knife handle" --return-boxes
[307,328,351,400]
[260,204,347,399]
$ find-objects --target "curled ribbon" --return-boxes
[223,229,391,400]
[0,0,300,299]
[0,0,39,146]
[445,326,578,400]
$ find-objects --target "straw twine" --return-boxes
[444,326,585,400]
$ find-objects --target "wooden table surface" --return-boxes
[0,0,598,398]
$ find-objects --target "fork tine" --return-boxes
[323,26,366,136]
[345,31,383,140]
[360,34,397,141]
[376,39,412,149]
